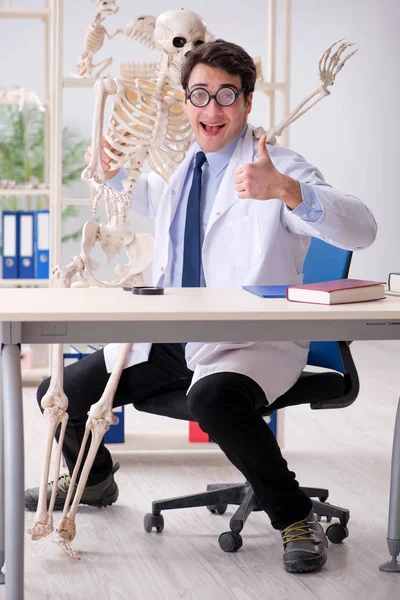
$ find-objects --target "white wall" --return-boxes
[0,0,398,281]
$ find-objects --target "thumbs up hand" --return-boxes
[234,134,302,208]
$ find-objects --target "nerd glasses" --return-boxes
[186,86,245,108]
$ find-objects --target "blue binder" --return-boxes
[63,345,83,366]
[2,211,19,278]
[242,285,288,298]
[18,211,35,278]
[104,405,125,444]
[34,210,50,279]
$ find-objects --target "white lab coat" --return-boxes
[104,125,377,403]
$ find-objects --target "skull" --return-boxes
[92,0,119,17]
[153,9,207,84]
[124,15,157,49]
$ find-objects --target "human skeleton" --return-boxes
[27,6,357,557]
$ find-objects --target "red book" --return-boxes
[286,279,385,305]
[189,421,210,442]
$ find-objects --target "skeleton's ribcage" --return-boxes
[104,78,192,182]
[84,24,105,54]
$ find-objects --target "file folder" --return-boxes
[104,405,125,444]
[2,211,19,279]
[242,285,288,298]
[19,211,35,278]
[63,345,83,367]
[34,210,50,278]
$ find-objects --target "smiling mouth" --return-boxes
[201,123,226,134]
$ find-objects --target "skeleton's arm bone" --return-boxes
[104,27,124,41]
[81,77,117,185]
[266,86,329,143]
[267,39,357,144]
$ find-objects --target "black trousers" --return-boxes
[37,343,312,530]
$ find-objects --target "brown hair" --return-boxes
[181,40,256,100]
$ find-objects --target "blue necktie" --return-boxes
[182,151,207,287]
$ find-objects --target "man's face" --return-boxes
[183,63,253,153]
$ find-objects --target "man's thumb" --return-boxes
[258,134,269,160]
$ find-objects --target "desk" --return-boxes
[1,287,400,598]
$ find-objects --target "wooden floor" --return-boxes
[2,341,400,600]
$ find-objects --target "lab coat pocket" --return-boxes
[216,215,263,267]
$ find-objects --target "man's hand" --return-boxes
[234,134,302,209]
[84,138,120,181]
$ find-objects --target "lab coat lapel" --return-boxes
[152,143,196,287]
[166,143,197,226]
[205,126,255,236]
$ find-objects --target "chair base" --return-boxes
[146,483,350,550]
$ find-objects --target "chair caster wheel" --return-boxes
[326,523,348,543]
[219,531,243,552]
[144,513,164,533]
[207,503,228,515]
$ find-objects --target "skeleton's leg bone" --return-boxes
[81,77,117,186]
[47,417,68,516]
[92,57,113,78]
[55,343,132,546]
[27,344,69,540]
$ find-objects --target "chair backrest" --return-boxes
[262,238,359,415]
[303,238,352,375]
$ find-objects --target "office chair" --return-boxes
[143,238,359,552]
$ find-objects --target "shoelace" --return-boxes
[281,518,320,546]
[53,472,74,494]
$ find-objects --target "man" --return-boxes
[25,40,377,573]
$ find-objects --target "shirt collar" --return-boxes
[194,125,248,177]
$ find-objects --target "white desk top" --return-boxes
[0,287,400,323]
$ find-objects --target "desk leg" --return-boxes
[380,395,400,572]
[0,353,5,585]
[2,344,24,598]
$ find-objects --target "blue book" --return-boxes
[2,211,19,278]
[242,285,288,298]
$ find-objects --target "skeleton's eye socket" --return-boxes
[194,40,204,47]
[173,37,187,48]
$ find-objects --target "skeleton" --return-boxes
[70,0,121,78]
[27,8,207,558]
[0,87,45,111]
[265,39,358,144]
[27,6,357,555]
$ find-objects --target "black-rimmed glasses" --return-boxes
[186,86,245,107]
